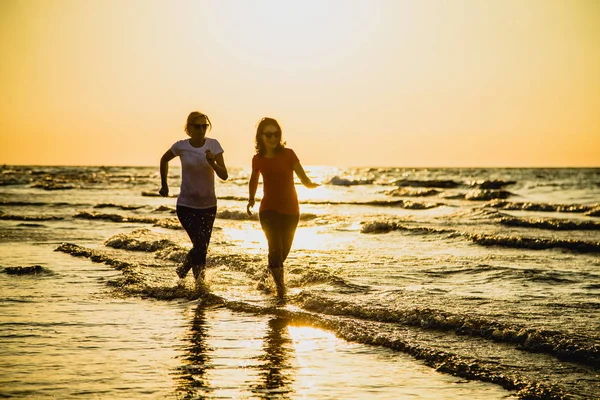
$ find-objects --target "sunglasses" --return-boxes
[262,132,281,139]
[191,123,209,130]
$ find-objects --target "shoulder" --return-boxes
[173,139,188,146]
[283,148,298,161]
[206,137,224,152]
[171,139,189,152]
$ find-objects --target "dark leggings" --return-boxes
[259,210,299,269]
[176,205,217,266]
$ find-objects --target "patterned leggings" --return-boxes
[176,205,217,266]
[259,210,299,269]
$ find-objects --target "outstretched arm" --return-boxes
[293,161,319,188]
[247,169,260,215]
[159,149,176,197]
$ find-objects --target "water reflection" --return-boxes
[175,304,213,399]
[176,305,297,399]
[251,316,295,398]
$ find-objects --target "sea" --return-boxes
[1,165,599,399]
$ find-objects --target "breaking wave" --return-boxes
[464,189,513,201]
[361,221,453,235]
[499,216,600,231]
[467,234,600,254]
[488,200,597,214]
[0,214,63,221]
[361,219,600,253]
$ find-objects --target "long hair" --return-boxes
[184,111,212,137]
[255,117,285,156]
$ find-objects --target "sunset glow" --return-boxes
[1,0,598,167]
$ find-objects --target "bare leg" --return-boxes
[270,267,285,298]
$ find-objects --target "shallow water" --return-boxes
[0,242,515,399]
[1,165,599,398]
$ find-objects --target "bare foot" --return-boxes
[176,252,192,279]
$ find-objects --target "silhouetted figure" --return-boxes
[247,117,318,297]
[160,111,228,289]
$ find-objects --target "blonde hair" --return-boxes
[184,111,212,136]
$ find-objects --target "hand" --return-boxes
[205,149,215,165]
[159,185,169,197]
[246,199,255,216]
[305,181,320,189]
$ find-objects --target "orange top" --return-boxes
[252,148,299,215]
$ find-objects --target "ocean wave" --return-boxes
[2,265,53,275]
[466,179,517,189]
[74,210,183,230]
[0,177,30,186]
[303,199,441,209]
[104,229,179,252]
[294,292,600,369]
[55,242,146,271]
[2,166,157,188]
[360,218,600,253]
[94,203,145,210]
[217,209,258,221]
[386,188,440,197]
[154,205,175,213]
[326,176,375,186]
[141,191,164,197]
[54,242,198,300]
[467,234,600,254]
[439,192,467,200]
[76,229,366,298]
[517,268,579,284]
[16,223,47,228]
[31,182,77,190]
[499,216,600,231]
[0,214,63,221]
[361,221,452,235]
[586,206,600,217]
[0,201,85,207]
[488,200,596,214]
[153,218,183,230]
[584,283,600,290]
[445,208,503,221]
[74,211,159,224]
[422,264,595,286]
[215,195,248,201]
[394,179,460,188]
[287,267,370,292]
[464,189,512,201]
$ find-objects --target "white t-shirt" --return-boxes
[171,138,224,209]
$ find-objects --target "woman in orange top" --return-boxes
[247,117,318,297]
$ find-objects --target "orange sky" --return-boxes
[1,0,598,167]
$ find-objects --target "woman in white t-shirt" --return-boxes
[159,111,228,285]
